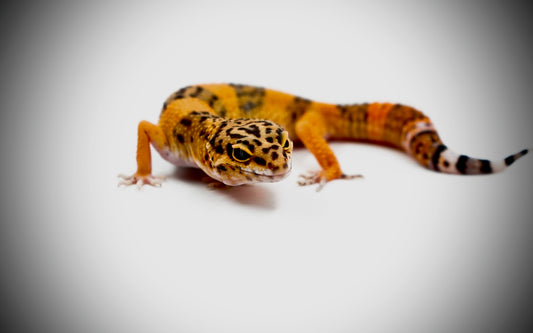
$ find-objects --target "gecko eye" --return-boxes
[281,131,290,151]
[283,139,290,149]
[232,147,252,162]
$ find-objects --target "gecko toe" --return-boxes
[340,173,364,180]
[118,174,166,189]
[297,171,363,191]
[297,171,327,190]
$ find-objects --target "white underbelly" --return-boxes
[155,146,199,168]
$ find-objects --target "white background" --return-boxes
[2,1,532,332]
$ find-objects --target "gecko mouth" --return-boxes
[220,162,292,185]
[246,168,291,182]
[242,164,292,182]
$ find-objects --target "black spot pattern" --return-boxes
[163,85,228,116]
[229,83,266,114]
[241,124,261,138]
[287,96,312,122]
[180,118,192,127]
[253,157,267,166]
[336,103,369,138]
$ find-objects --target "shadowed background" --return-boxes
[1,1,532,332]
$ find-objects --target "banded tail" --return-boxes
[427,144,528,175]
[335,102,528,175]
[403,112,528,175]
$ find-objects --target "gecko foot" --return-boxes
[298,171,363,192]
[118,173,166,189]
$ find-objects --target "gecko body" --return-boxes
[119,83,528,189]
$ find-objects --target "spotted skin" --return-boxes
[229,83,266,114]
[119,83,528,189]
[160,101,292,186]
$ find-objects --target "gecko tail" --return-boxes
[431,145,528,174]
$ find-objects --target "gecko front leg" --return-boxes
[118,120,168,188]
[295,111,362,191]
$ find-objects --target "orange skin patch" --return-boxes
[366,103,395,142]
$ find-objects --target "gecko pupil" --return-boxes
[233,148,251,162]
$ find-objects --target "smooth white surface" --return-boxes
[2,1,532,333]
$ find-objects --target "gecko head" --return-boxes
[205,119,293,186]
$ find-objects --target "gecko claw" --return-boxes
[298,171,363,191]
[297,171,328,191]
[340,173,364,180]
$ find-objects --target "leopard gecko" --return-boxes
[119,83,528,190]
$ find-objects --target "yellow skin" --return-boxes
[119,83,528,190]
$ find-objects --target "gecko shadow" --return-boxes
[172,167,276,210]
